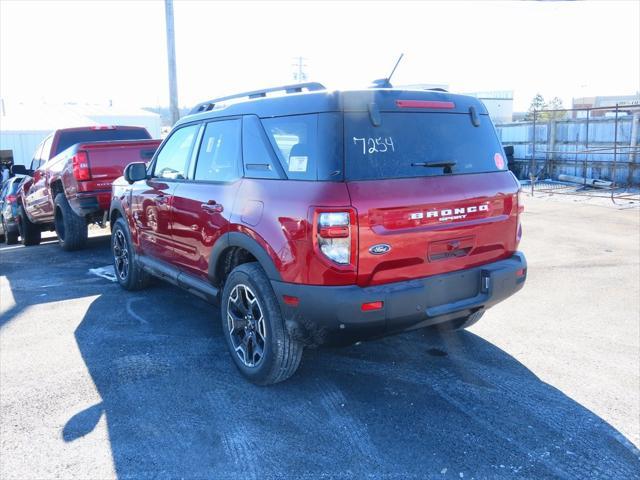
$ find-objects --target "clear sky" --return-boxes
[1,0,638,112]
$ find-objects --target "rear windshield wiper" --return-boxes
[411,161,456,168]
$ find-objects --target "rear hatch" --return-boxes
[343,91,520,286]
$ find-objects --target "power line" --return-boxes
[292,56,308,82]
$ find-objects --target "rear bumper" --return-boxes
[271,252,527,346]
[69,190,111,217]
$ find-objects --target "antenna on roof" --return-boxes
[371,53,404,88]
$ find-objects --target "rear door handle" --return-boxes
[201,200,223,213]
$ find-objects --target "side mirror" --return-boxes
[11,165,32,176]
[124,162,148,184]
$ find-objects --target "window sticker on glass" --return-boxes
[206,136,216,153]
[289,155,308,172]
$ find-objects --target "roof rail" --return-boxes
[189,82,326,115]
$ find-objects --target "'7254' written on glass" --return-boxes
[353,137,395,154]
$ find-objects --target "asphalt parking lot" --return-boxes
[1,195,639,479]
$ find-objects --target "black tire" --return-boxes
[431,310,485,332]
[111,217,150,291]
[221,262,303,385]
[17,205,41,246]
[3,218,18,245]
[54,193,88,251]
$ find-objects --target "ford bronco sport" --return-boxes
[110,83,527,385]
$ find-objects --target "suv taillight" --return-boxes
[315,210,356,266]
[72,151,90,181]
[5,194,16,203]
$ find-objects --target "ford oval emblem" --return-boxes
[369,243,391,255]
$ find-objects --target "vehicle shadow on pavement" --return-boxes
[67,281,640,479]
[0,234,111,330]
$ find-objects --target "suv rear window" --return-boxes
[344,112,505,181]
[261,113,343,181]
[54,128,151,156]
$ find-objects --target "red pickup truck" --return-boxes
[14,126,161,250]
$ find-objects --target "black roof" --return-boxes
[176,84,488,127]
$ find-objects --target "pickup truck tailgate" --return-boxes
[78,139,161,191]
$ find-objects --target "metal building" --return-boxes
[0,103,161,166]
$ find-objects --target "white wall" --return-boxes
[86,114,161,138]
[0,130,48,166]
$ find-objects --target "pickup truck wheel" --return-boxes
[54,193,88,251]
[111,217,150,290]
[221,263,303,385]
[17,205,41,246]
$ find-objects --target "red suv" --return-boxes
[110,83,527,384]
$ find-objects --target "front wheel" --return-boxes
[221,263,303,385]
[111,217,150,291]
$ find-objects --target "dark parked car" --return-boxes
[110,82,527,385]
[0,175,24,245]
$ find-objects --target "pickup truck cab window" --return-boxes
[153,124,199,180]
[40,136,53,163]
[30,142,45,171]
[194,119,241,182]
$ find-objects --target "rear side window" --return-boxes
[261,113,343,181]
[242,115,281,179]
[153,124,199,180]
[40,136,53,162]
[344,112,505,181]
[54,128,150,156]
[194,120,241,182]
[8,178,21,194]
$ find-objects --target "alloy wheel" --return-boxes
[227,284,267,368]
[113,229,129,281]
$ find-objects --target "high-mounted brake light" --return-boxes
[396,100,455,109]
[315,210,356,266]
[72,151,90,181]
[90,125,116,130]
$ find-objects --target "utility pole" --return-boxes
[164,0,179,125]
[292,56,308,82]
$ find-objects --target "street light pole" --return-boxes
[164,0,179,125]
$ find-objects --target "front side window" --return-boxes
[153,124,199,180]
[194,120,241,182]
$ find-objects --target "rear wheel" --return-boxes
[17,205,41,246]
[431,310,485,332]
[54,193,88,251]
[111,217,150,291]
[221,263,303,385]
[3,218,18,245]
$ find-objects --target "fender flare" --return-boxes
[208,232,282,285]
[109,196,125,225]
